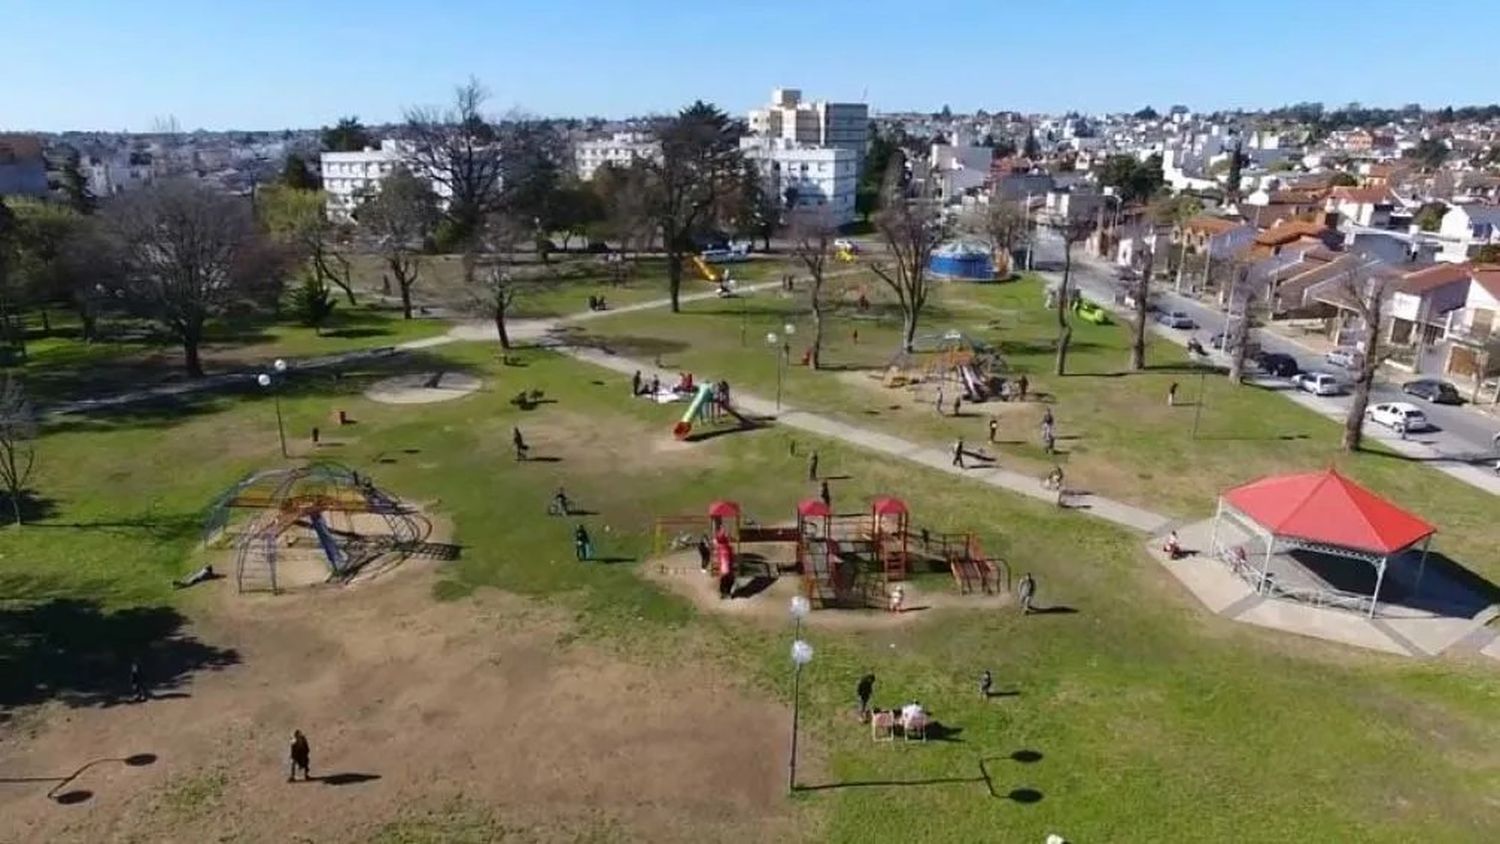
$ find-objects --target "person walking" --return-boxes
[696,535,711,572]
[1167,382,1179,407]
[129,659,148,702]
[980,669,993,699]
[952,395,962,417]
[648,374,660,398]
[952,438,966,469]
[716,534,735,599]
[1041,406,1053,428]
[820,480,832,509]
[988,416,999,444]
[574,524,593,561]
[935,387,945,415]
[631,370,642,396]
[288,730,311,782]
[856,673,876,721]
[1018,374,1030,401]
[1017,572,1036,614]
[1042,427,1056,455]
[808,450,819,482]
[512,427,529,462]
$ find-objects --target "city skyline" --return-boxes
[7,0,1497,132]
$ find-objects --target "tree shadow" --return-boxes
[0,491,59,524]
[543,327,689,359]
[0,573,240,721]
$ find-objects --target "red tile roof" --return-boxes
[1470,265,1500,300]
[1328,186,1398,205]
[1255,220,1333,247]
[1184,215,1244,236]
[1397,262,1473,295]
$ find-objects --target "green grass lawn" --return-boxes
[580,273,1500,580]
[4,336,1500,841]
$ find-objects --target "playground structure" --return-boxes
[881,331,1005,402]
[928,239,997,280]
[671,382,759,440]
[652,496,1005,609]
[691,254,724,283]
[202,462,428,594]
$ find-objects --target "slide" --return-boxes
[958,365,983,400]
[309,512,344,573]
[672,384,715,439]
[691,255,722,283]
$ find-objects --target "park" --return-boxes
[3,227,1500,843]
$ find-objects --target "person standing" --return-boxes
[1167,382,1179,407]
[129,659,148,703]
[1018,374,1030,401]
[1018,572,1036,614]
[288,730,311,782]
[1042,428,1056,455]
[952,395,962,417]
[574,524,593,561]
[696,536,711,572]
[631,370,642,396]
[1041,406,1054,428]
[935,387,945,415]
[988,416,999,444]
[649,374,660,398]
[512,427,529,462]
[716,533,735,599]
[952,438,966,469]
[980,669,993,699]
[820,480,832,509]
[856,673,876,722]
[808,450,819,482]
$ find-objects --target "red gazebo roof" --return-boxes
[1222,469,1435,555]
[796,499,832,517]
[707,500,741,518]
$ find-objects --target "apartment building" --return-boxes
[739,137,857,225]
[573,132,661,180]
[320,140,405,220]
[748,88,868,171]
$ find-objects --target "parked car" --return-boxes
[1325,347,1363,369]
[1292,372,1343,396]
[1155,311,1196,329]
[1255,352,1300,378]
[1208,331,1261,356]
[1367,402,1429,433]
[1074,299,1111,324]
[1402,378,1462,404]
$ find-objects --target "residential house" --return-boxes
[1435,204,1500,261]
[1247,219,1342,258]
[1386,262,1473,347]
[1441,265,1500,384]
[928,129,994,203]
[1324,186,1399,228]
[1304,260,1407,348]
[1044,188,1104,224]
[0,135,48,197]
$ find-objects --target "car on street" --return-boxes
[1255,352,1300,378]
[1155,310,1196,329]
[1291,372,1343,396]
[1366,401,1429,433]
[1208,331,1261,356]
[1325,347,1363,369]
[1402,378,1462,404]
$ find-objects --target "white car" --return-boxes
[1366,402,1428,433]
[1325,347,1363,369]
[1291,372,1343,396]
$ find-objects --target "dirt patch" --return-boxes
[0,570,800,843]
[364,371,482,405]
[643,550,1008,631]
[478,409,729,475]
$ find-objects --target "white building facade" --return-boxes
[573,132,661,180]
[320,140,403,220]
[748,88,868,172]
[740,137,857,225]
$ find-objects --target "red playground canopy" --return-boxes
[796,499,833,518]
[871,496,908,516]
[707,500,741,519]
[1222,469,1435,555]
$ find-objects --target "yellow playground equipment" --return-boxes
[691,254,723,282]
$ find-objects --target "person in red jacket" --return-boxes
[715,531,735,599]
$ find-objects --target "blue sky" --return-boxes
[5,0,1492,131]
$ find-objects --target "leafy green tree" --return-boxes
[1474,244,1500,263]
[499,118,567,236]
[547,179,605,251]
[1328,171,1359,187]
[357,166,438,319]
[1023,129,1041,160]
[1095,154,1164,204]
[1413,202,1446,232]
[1134,106,1159,120]
[4,198,84,336]
[0,374,37,526]
[55,150,96,214]
[645,100,742,312]
[1405,137,1449,171]
[404,79,504,248]
[1225,140,1246,200]
[257,184,357,305]
[321,116,371,152]
[857,125,898,221]
[281,153,320,190]
[290,272,336,333]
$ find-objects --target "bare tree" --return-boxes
[786,208,840,369]
[1223,259,1270,384]
[403,77,504,246]
[870,153,948,352]
[1129,247,1155,370]
[358,166,438,319]
[1049,215,1095,375]
[645,101,741,312]
[466,216,530,351]
[0,375,37,526]
[964,200,1029,277]
[106,181,279,377]
[1339,270,1396,451]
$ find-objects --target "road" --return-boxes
[1025,229,1500,494]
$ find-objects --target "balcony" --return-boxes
[1444,309,1496,347]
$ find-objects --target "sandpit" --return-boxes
[365,371,482,404]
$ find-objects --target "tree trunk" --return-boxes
[399,282,413,320]
[39,308,50,336]
[667,254,683,313]
[901,307,918,353]
[1055,243,1074,376]
[494,310,512,350]
[1343,373,1374,451]
[182,332,204,378]
[1130,253,1153,371]
[809,282,824,370]
[9,492,19,526]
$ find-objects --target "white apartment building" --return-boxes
[320,140,403,220]
[748,88,868,171]
[740,137,857,225]
[573,132,660,180]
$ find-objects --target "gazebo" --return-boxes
[1209,469,1436,618]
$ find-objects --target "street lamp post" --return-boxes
[788,596,812,793]
[256,358,289,458]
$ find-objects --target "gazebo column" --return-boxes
[1208,498,1224,557]
[1414,535,1433,592]
[1368,556,1388,619]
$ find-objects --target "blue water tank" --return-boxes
[928,251,995,280]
